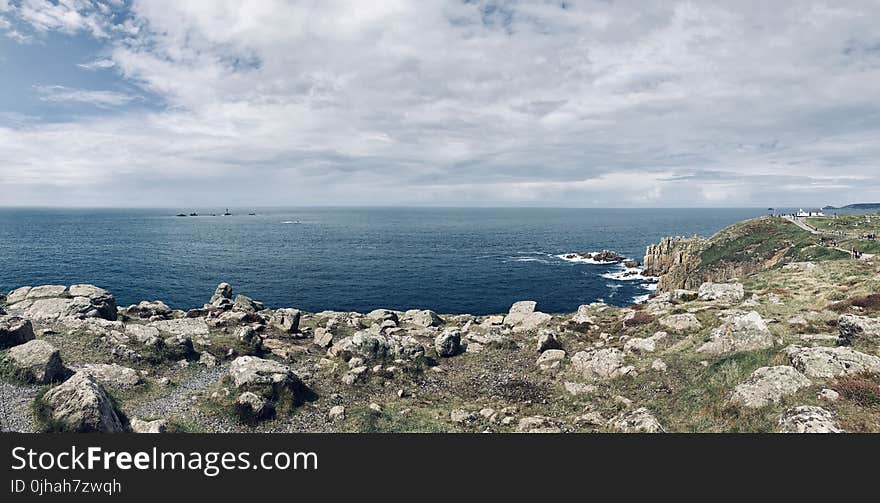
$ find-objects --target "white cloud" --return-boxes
[1,1,880,207]
[77,58,116,70]
[34,85,138,107]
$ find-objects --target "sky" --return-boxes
[1,0,879,208]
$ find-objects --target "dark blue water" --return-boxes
[0,208,771,314]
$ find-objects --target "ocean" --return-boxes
[0,207,773,315]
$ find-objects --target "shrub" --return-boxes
[835,374,880,407]
[624,311,655,327]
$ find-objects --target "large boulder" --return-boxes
[6,286,33,305]
[122,300,173,320]
[504,301,552,333]
[0,315,35,348]
[698,283,745,304]
[729,366,812,408]
[608,408,664,433]
[406,309,443,328]
[624,331,668,353]
[235,391,274,421]
[779,406,843,433]
[130,417,167,433]
[330,331,425,363]
[270,308,301,334]
[536,349,566,372]
[233,295,264,313]
[210,283,233,304]
[5,340,64,383]
[151,317,209,338]
[697,311,773,355]
[571,348,633,380]
[40,373,126,433]
[658,313,702,333]
[784,345,880,378]
[68,285,117,321]
[838,314,880,345]
[228,356,303,400]
[79,363,142,388]
[434,330,462,357]
[26,285,67,299]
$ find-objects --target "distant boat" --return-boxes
[223,208,232,216]
[248,212,256,216]
[176,213,186,217]
[189,212,198,217]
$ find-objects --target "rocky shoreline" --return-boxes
[2,218,879,433]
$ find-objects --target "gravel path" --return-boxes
[0,381,40,433]
[129,364,228,421]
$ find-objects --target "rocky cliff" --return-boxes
[643,236,708,291]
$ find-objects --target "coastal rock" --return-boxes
[78,363,142,388]
[608,408,664,433]
[729,366,811,408]
[623,331,667,353]
[235,392,274,421]
[122,300,173,320]
[535,330,562,352]
[150,318,209,338]
[5,339,64,383]
[571,348,633,380]
[229,356,303,400]
[331,331,425,363]
[698,282,745,304]
[434,330,462,357]
[838,314,880,345]
[26,285,67,299]
[779,406,843,433]
[0,315,35,348]
[672,289,699,302]
[536,349,566,372]
[367,309,399,324]
[125,323,162,346]
[67,285,118,321]
[233,295,264,313]
[516,416,561,433]
[784,345,880,378]
[313,328,333,348]
[40,373,126,433]
[328,405,346,422]
[6,286,33,305]
[658,313,702,333]
[162,334,195,359]
[504,301,551,332]
[130,418,167,433]
[697,311,773,355]
[270,308,301,334]
[210,283,233,304]
[570,305,596,326]
[405,309,443,328]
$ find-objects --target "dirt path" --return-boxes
[782,216,875,260]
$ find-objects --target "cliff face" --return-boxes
[643,236,708,291]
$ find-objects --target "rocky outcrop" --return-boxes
[729,366,811,408]
[6,284,117,322]
[658,313,702,333]
[608,408,664,433]
[503,301,552,333]
[697,311,773,355]
[779,406,843,433]
[0,315,35,348]
[784,345,880,378]
[571,348,633,380]
[228,356,304,406]
[5,339,64,383]
[40,373,126,433]
[838,314,880,345]
[330,331,426,363]
[79,363,142,388]
[643,236,708,291]
[434,330,462,357]
[698,283,745,304]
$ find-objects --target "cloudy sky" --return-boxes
[1,0,879,207]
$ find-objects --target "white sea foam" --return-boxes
[632,294,651,304]
[556,253,608,265]
[601,266,645,281]
[505,256,550,264]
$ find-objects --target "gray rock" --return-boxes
[818,388,840,402]
[40,373,125,432]
[5,340,64,383]
[367,309,398,324]
[536,330,562,352]
[504,301,537,325]
[79,363,142,388]
[123,300,173,320]
[434,330,462,357]
[784,345,880,378]
[130,417,167,433]
[697,311,773,355]
[199,352,218,367]
[328,405,346,422]
[608,408,664,433]
[571,348,633,380]
[26,285,67,299]
[697,282,745,304]
[516,415,561,433]
[237,326,263,352]
[623,331,668,353]
[313,328,333,348]
[233,295,264,313]
[228,356,303,400]
[210,283,233,304]
[162,334,195,359]
[0,316,35,349]
[406,309,443,328]
[729,366,812,408]
[6,286,32,305]
[151,318,209,338]
[67,285,117,321]
[658,313,702,333]
[779,406,843,433]
[536,349,566,371]
[270,308,301,334]
[331,331,425,363]
[672,289,699,302]
[838,314,880,345]
[235,391,274,421]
